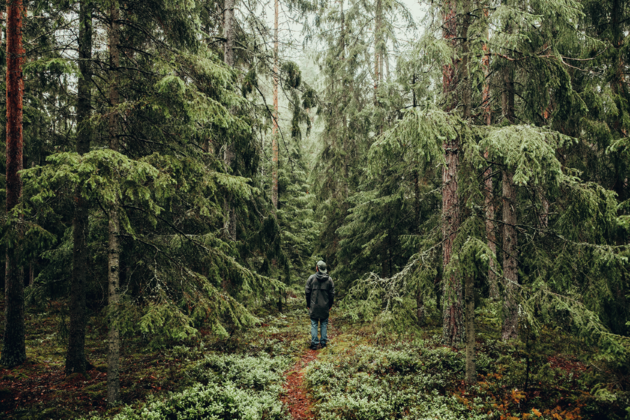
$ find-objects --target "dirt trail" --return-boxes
[281,319,335,419]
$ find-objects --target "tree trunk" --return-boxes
[501,171,518,341]
[223,0,237,238]
[482,12,499,300]
[501,60,518,341]
[271,0,279,210]
[461,0,476,382]
[416,288,425,327]
[465,272,476,383]
[107,2,121,404]
[2,0,26,368]
[539,188,549,229]
[374,0,381,100]
[66,0,93,376]
[441,0,463,346]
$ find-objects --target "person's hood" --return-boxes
[316,271,329,282]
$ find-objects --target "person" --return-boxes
[305,260,335,350]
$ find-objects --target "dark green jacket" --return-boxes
[305,272,335,320]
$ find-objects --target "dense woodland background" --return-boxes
[0,0,629,418]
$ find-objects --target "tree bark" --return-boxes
[271,0,279,210]
[441,0,463,346]
[2,0,26,368]
[461,0,476,383]
[465,272,476,383]
[107,1,121,404]
[223,0,237,238]
[482,12,499,300]
[501,59,518,341]
[501,171,518,341]
[66,0,93,376]
[416,288,425,327]
[374,0,381,100]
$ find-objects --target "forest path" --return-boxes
[280,318,337,420]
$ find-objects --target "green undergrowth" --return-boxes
[77,296,310,419]
[0,294,310,419]
[81,354,292,420]
[305,310,630,420]
[306,340,491,420]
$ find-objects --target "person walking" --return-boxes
[305,260,335,350]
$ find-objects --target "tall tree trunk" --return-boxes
[501,64,518,341]
[223,0,237,238]
[374,0,382,101]
[271,0,279,210]
[441,0,463,346]
[1,0,26,368]
[482,11,498,300]
[501,171,518,340]
[460,0,476,383]
[107,2,121,404]
[66,0,93,375]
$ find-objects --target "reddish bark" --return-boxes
[2,0,27,368]
[5,0,24,213]
[441,0,463,346]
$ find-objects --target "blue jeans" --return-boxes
[311,318,328,346]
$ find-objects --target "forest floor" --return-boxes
[0,294,628,419]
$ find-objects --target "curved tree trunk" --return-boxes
[2,0,26,368]
[66,0,93,375]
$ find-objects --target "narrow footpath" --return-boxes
[281,319,336,419]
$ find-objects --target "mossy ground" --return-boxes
[1,293,628,419]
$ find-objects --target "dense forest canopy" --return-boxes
[0,0,629,418]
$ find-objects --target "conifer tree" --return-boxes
[66,0,93,375]
[2,0,26,368]
[441,0,463,346]
[107,0,122,403]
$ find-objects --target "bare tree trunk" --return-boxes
[416,288,425,327]
[223,0,237,238]
[271,0,279,210]
[66,0,93,376]
[2,0,26,368]
[501,170,518,341]
[107,2,121,404]
[482,11,498,300]
[465,272,476,383]
[374,0,382,102]
[539,188,549,229]
[501,61,518,341]
[441,0,463,346]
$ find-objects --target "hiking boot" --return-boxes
[309,344,318,350]
[320,342,327,348]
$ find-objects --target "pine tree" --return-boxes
[2,0,27,368]
[66,0,93,376]
[107,0,122,403]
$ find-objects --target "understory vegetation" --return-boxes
[1,0,629,418]
[3,297,629,419]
